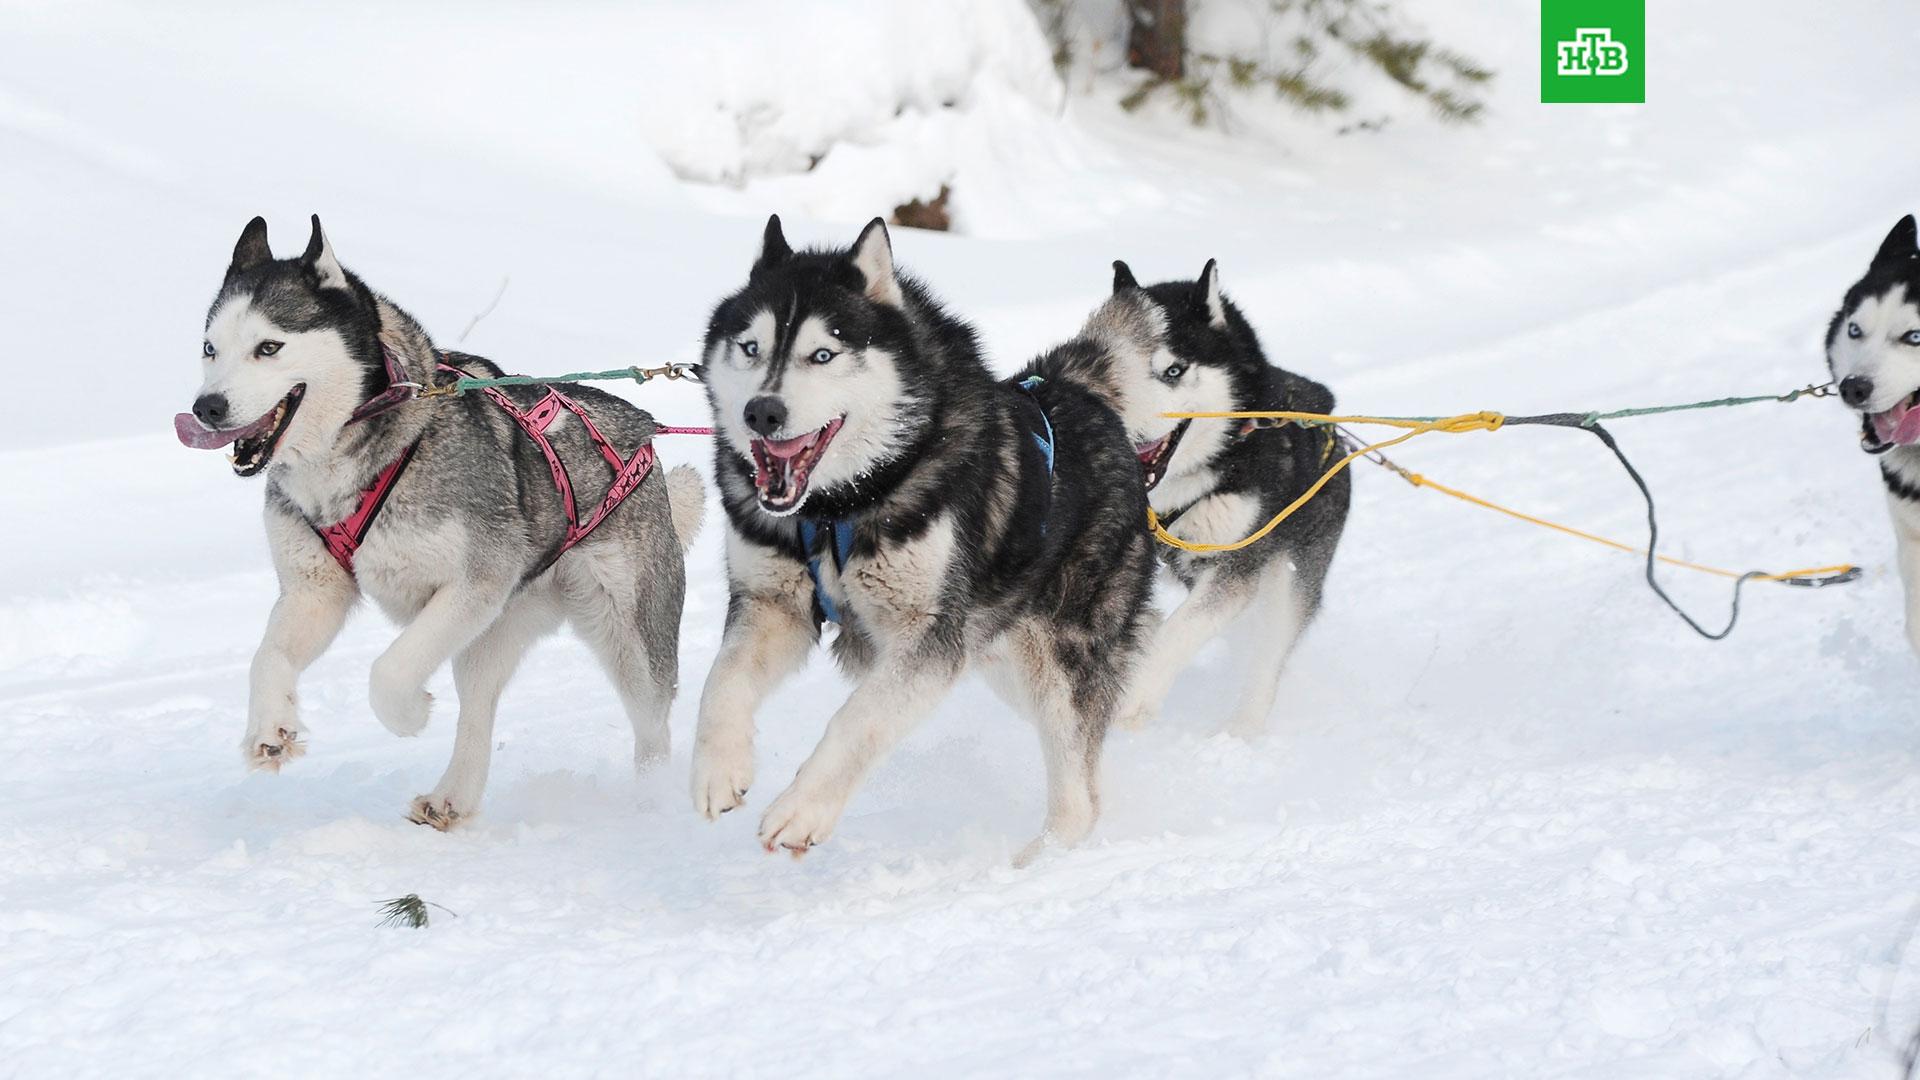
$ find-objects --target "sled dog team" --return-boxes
[180,212,1917,861]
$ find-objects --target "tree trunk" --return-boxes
[1126,0,1186,80]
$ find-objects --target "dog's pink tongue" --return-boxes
[175,412,240,449]
[761,432,817,460]
[1894,408,1920,447]
[1874,401,1920,447]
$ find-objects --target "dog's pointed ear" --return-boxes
[300,215,349,291]
[1872,215,1919,269]
[1199,258,1226,328]
[229,216,273,276]
[851,217,903,306]
[1112,260,1139,293]
[756,214,792,271]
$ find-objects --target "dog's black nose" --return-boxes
[192,393,230,427]
[1840,375,1874,408]
[742,395,787,439]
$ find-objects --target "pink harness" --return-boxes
[313,352,697,576]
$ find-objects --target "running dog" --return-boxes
[1068,259,1350,736]
[177,216,704,826]
[1828,214,1920,656]
[689,216,1155,863]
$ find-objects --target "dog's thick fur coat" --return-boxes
[690,217,1155,862]
[1829,215,1920,656]
[1059,260,1350,736]
[189,217,702,826]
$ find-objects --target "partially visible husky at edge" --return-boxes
[176,216,704,827]
[1057,260,1351,737]
[690,216,1155,864]
[1827,214,1920,656]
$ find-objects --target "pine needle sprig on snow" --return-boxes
[376,894,457,929]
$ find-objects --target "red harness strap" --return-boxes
[470,374,658,573]
[315,441,420,573]
[310,361,658,576]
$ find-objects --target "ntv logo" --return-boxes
[1541,1,1643,102]
[1556,28,1629,76]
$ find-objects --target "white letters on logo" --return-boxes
[1556,28,1630,76]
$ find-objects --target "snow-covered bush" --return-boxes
[1036,0,1493,132]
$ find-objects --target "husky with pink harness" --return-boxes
[177,216,704,828]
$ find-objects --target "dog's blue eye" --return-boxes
[812,348,835,364]
[739,340,759,358]
[202,341,215,358]
[1905,330,1920,346]
[256,341,282,357]
[1849,322,1864,339]
[1162,364,1186,382]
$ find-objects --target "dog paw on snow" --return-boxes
[691,740,754,819]
[758,784,846,856]
[242,723,307,771]
[406,792,473,831]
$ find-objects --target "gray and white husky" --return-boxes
[690,216,1156,863]
[1061,260,1351,737]
[1829,214,1920,656]
[178,216,703,827]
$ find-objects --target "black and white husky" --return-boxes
[177,216,703,827]
[690,216,1155,862]
[1829,214,1920,655]
[1065,260,1351,736]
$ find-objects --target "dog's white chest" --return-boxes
[834,518,956,633]
[351,518,473,620]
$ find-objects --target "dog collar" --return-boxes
[345,345,424,424]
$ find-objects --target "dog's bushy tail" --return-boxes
[664,465,706,553]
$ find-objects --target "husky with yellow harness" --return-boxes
[1082,260,1352,737]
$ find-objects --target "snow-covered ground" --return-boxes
[6,1,1920,1076]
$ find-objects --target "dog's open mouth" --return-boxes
[1862,389,1920,454]
[1134,420,1190,491]
[750,416,844,514]
[173,385,306,477]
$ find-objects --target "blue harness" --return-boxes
[797,517,858,624]
[800,378,1056,624]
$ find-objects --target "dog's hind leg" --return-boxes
[408,585,562,830]
[1225,561,1311,738]
[994,625,1109,868]
[561,551,686,773]
[1117,569,1255,731]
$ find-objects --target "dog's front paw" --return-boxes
[406,792,474,831]
[369,663,432,737]
[758,783,846,857]
[691,739,754,820]
[241,722,307,772]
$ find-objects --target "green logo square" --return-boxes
[1542,0,1645,103]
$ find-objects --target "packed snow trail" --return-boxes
[7,2,1920,1077]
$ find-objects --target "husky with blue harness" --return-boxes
[691,216,1156,864]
